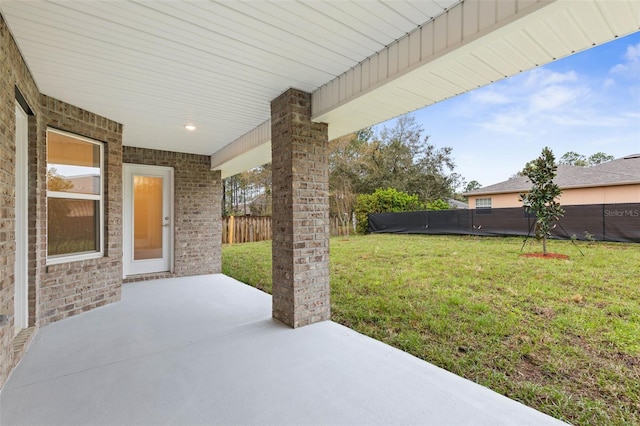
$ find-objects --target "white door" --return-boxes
[15,102,28,333]
[123,164,173,276]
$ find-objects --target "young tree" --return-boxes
[519,147,565,255]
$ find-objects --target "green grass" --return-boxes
[222,235,640,425]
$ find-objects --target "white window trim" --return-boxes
[475,197,492,209]
[46,128,105,265]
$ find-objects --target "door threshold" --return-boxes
[123,272,174,284]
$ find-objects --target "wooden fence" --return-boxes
[222,216,271,244]
[222,216,352,244]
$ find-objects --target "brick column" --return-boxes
[271,88,330,328]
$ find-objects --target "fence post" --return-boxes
[229,215,235,245]
[602,204,606,241]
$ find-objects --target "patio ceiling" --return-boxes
[1,1,639,178]
[0,0,458,152]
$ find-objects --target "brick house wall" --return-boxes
[123,147,222,279]
[0,12,41,387]
[38,95,123,326]
[1,13,124,388]
[1,10,222,390]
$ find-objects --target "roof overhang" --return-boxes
[213,0,639,177]
[1,0,638,179]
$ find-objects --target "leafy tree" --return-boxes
[519,147,565,255]
[331,177,356,236]
[329,130,371,221]
[328,118,458,225]
[359,115,457,202]
[222,114,463,224]
[354,188,424,234]
[464,180,482,192]
[245,164,272,216]
[509,171,524,180]
[559,151,588,167]
[223,165,273,216]
[559,151,614,166]
[588,152,614,165]
[47,167,74,192]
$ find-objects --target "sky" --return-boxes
[374,31,640,189]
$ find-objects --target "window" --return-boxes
[475,197,492,214]
[475,198,492,209]
[46,129,104,263]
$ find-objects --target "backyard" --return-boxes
[222,234,639,425]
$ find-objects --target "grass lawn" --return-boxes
[222,234,640,425]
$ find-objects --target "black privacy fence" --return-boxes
[368,203,640,243]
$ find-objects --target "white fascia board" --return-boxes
[210,119,271,178]
[311,0,558,139]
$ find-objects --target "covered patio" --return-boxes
[1,274,564,425]
[1,0,638,422]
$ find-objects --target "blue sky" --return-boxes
[375,31,640,189]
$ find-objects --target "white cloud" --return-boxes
[472,72,592,134]
[524,68,578,88]
[625,42,640,61]
[549,114,629,128]
[480,110,528,134]
[623,111,640,120]
[528,85,588,112]
[423,34,640,185]
[609,42,640,78]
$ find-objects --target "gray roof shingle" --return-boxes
[463,154,640,196]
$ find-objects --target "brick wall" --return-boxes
[1,12,125,388]
[123,147,222,278]
[38,95,123,326]
[271,89,330,328]
[1,10,222,390]
[0,12,41,387]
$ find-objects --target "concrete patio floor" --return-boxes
[1,274,565,425]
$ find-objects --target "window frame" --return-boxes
[475,197,492,209]
[46,128,105,265]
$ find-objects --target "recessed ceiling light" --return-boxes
[185,124,196,131]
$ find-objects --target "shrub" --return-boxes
[354,188,424,234]
[426,199,450,211]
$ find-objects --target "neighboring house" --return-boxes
[463,155,640,209]
[447,198,469,209]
